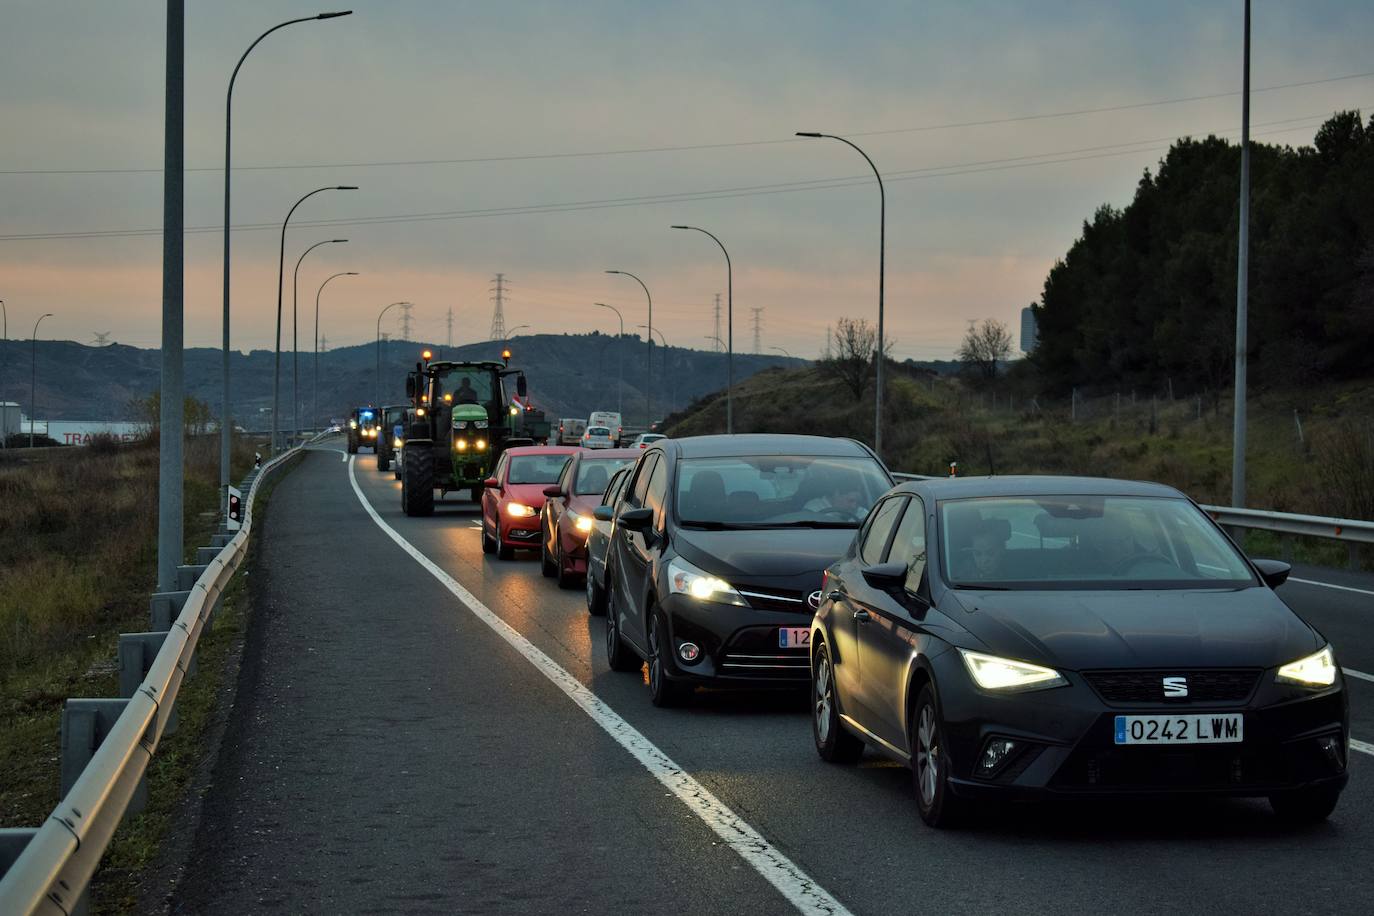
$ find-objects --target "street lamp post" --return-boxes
[273,185,356,454]
[507,324,531,341]
[796,132,886,458]
[29,313,53,448]
[222,10,352,499]
[770,346,792,359]
[638,324,672,415]
[670,226,733,434]
[595,302,624,416]
[376,301,408,409]
[1232,0,1252,509]
[293,238,347,436]
[1,299,8,449]
[605,270,653,427]
[315,271,358,433]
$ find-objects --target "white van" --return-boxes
[558,417,587,446]
[587,411,622,445]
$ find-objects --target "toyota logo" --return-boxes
[807,590,823,610]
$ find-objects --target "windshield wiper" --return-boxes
[770,520,861,529]
[954,583,1011,591]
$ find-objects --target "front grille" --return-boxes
[1083,669,1261,705]
[719,649,810,680]
[736,585,809,614]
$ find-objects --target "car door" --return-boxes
[837,495,907,736]
[589,468,630,583]
[611,452,660,654]
[483,452,510,533]
[855,494,933,752]
[545,456,574,546]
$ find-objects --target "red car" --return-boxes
[539,448,640,588]
[481,445,579,560]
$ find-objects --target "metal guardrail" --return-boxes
[0,443,308,915]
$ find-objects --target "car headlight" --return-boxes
[349,420,357,429]
[393,438,404,448]
[571,512,593,533]
[667,557,748,607]
[959,649,1067,693]
[1276,646,1337,687]
[506,502,536,518]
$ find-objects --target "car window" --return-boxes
[508,454,570,485]
[644,456,669,527]
[603,468,630,505]
[493,453,509,481]
[859,497,907,565]
[627,454,658,507]
[587,426,611,436]
[939,495,1258,590]
[574,457,633,495]
[888,495,928,594]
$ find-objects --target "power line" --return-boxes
[1,70,1370,178]
[0,114,1349,243]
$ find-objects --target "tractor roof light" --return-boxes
[422,349,433,361]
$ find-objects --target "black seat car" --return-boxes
[810,475,1348,828]
[602,434,892,706]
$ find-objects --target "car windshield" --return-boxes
[587,427,611,436]
[939,495,1257,590]
[434,367,493,405]
[574,457,633,494]
[508,454,571,484]
[676,455,889,528]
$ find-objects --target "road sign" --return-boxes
[227,486,243,531]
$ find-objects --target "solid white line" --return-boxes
[346,457,851,916]
[1289,577,1374,598]
[1343,667,1374,683]
[1352,739,1374,757]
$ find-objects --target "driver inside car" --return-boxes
[803,479,863,519]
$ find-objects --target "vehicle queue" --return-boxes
[359,349,1349,830]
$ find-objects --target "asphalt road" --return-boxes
[173,445,1373,915]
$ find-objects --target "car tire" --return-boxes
[1269,785,1341,824]
[401,443,435,517]
[393,463,401,481]
[540,526,557,578]
[586,566,607,616]
[481,520,496,555]
[812,641,864,763]
[604,587,642,673]
[497,536,515,561]
[555,536,578,590]
[911,683,966,829]
[469,485,482,503]
[346,437,358,455]
[647,609,689,707]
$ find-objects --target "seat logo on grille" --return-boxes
[807,590,823,610]
[1162,676,1188,697]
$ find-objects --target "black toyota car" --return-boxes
[811,476,1348,827]
[602,434,892,706]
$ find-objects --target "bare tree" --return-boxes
[957,318,1014,381]
[822,317,893,399]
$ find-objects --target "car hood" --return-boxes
[672,527,856,592]
[948,587,1321,671]
[503,483,551,508]
[566,494,603,516]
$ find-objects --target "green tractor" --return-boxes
[400,351,531,517]
[346,406,381,454]
[375,404,409,472]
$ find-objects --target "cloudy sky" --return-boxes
[1,1,1371,362]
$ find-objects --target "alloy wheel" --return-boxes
[814,654,833,744]
[916,704,940,806]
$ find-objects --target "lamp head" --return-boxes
[317,11,353,20]
[332,238,348,244]
[671,225,690,230]
[337,185,358,190]
[795,131,823,138]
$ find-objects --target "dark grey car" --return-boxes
[585,466,634,616]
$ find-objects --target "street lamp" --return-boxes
[605,270,653,427]
[272,185,356,454]
[595,302,624,416]
[770,346,792,359]
[376,301,409,409]
[29,312,53,448]
[222,10,352,498]
[670,226,733,434]
[637,324,672,415]
[796,131,886,458]
[315,271,358,433]
[507,324,531,340]
[1,299,7,449]
[293,238,347,437]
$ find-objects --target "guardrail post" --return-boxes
[210,532,232,548]
[175,564,208,591]
[196,546,220,565]
[150,590,190,631]
[0,828,38,882]
[62,699,147,816]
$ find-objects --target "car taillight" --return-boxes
[821,570,830,594]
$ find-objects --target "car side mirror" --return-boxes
[543,485,563,498]
[1252,558,1291,589]
[618,507,653,532]
[861,561,907,590]
[483,477,500,489]
[593,506,615,522]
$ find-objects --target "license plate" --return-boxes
[1113,714,1243,745]
[778,627,810,648]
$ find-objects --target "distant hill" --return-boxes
[3,334,803,427]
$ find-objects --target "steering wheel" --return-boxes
[1112,553,1173,576]
[818,506,859,522]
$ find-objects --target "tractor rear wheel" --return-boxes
[377,451,391,472]
[402,443,435,517]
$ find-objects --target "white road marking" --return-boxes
[1343,667,1374,683]
[1352,739,1374,758]
[1289,577,1374,598]
[348,457,849,916]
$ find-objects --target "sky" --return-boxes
[1,0,1372,363]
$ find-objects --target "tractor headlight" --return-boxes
[393,438,404,448]
[475,438,487,450]
[455,438,468,451]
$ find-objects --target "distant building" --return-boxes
[0,402,19,440]
[1020,307,1039,353]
